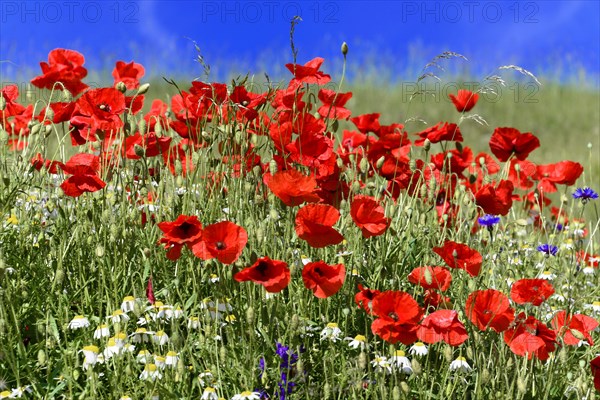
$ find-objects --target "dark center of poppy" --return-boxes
[256,261,268,275]
[215,241,226,250]
[388,312,399,321]
[241,100,249,107]
[98,103,111,112]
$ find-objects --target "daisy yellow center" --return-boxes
[354,335,366,341]
[395,350,406,357]
[327,322,338,328]
[240,391,253,396]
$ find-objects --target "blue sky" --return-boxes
[1,1,598,83]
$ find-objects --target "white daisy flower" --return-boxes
[210,274,220,283]
[320,322,342,342]
[187,316,201,329]
[103,338,123,359]
[93,324,110,339]
[583,266,595,275]
[137,350,152,364]
[198,370,215,387]
[139,364,162,381]
[346,334,367,350]
[409,342,428,356]
[231,391,261,400]
[68,315,90,330]
[165,351,179,367]
[80,345,100,369]
[201,387,219,400]
[539,271,556,280]
[107,310,130,323]
[449,356,472,372]
[121,296,136,313]
[154,355,166,369]
[0,391,11,399]
[130,328,155,343]
[9,386,32,398]
[390,350,412,375]
[371,355,392,374]
[119,396,133,400]
[153,330,169,346]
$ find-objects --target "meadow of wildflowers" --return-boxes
[0,41,599,400]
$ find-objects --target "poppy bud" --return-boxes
[61,89,73,102]
[324,383,331,400]
[134,144,145,158]
[137,83,150,95]
[400,382,410,394]
[376,156,385,169]
[269,159,278,176]
[455,141,463,152]
[341,42,349,56]
[0,96,6,111]
[115,81,127,93]
[0,318,5,335]
[0,129,8,142]
[409,159,417,172]
[517,377,526,394]
[290,314,299,331]
[245,307,255,325]
[411,358,422,374]
[423,139,431,152]
[30,123,41,136]
[37,349,47,366]
[443,345,453,362]
[44,125,52,136]
[331,119,339,132]
[392,386,401,400]
[219,346,226,361]
[54,269,65,286]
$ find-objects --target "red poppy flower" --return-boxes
[59,153,106,197]
[234,257,291,293]
[355,284,381,314]
[489,127,540,162]
[265,168,320,207]
[408,266,452,292]
[124,132,172,160]
[60,174,106,198]
[112,60,145,90]
[504,313,556,360]
[475,180,514,216]
[157,215,203,260]
[285,57,331,85]
[70,88,126,143]
[31,48,89,95]
[550,310,598,346]
[591,356,600,392]
[350,113,381,134]
[317,88,352,120]
[465,289,514,333]
[448,89,479,112]
[1,85,26,117]
[31,153,64,174]
[38,101,76,124]
[433,240,482,277]
[415,122,463,146]
[423,289,453,310]
[295,204,344,248]
[430,146,473,177]
[510,278,554,306]
[536,161,584,193]
[417,309,469,346]
[371,290,423,345]
[192,221,248,265]
[350,195,390,238]
[508,159,538,190]
[302,261,345,298]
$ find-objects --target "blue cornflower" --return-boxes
[573,187,599,203]
[537,243,558,256]
[478,214,500,227]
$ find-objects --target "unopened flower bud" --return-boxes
[341,42,349,56]
[375,156,385,170]
[115,81,127,93]
[423,139,431,152]
[0,96,6,111]
[134,144,145,158]
[137,83,150,95]
[269,159,278,176]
